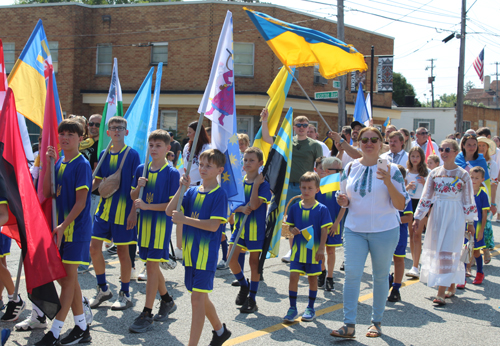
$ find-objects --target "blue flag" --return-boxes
[353,83,369,125]
[383,116,391,127]
[124,67,154,162]
[147,63,163,139]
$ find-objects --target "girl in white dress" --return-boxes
[413,139,477,305]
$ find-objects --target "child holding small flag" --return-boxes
[129,130,179,333]
[284,172,332,323]
[315,157,345,291]
[228,147,271,313]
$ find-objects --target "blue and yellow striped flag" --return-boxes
[244,7,368,79]
[253,66,294,162]
[383,117,391,127]
[302,226,315,250]
[319,173,341,194]
[176,154,184,172]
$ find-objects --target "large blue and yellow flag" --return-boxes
[320,173,341,194]
[259,108,294,271]
[8,19,63,128]
[253,66,294,162]
[244,7,368,79]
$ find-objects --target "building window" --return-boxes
[314,66,328,85]
[234,42,254,77]
[413,118,435,134]
[3,42,15,73]
[96,44,112,75]
[160,110,177,132]
[48,41,58,73]
[151,42,168,65]
[463,121,471,132]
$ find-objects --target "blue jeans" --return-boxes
[343,226,399,325]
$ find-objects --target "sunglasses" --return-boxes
[463,133,477,139]
[327,168,344,173]
[295,123,309,128]
[108,126,126,132]
[438,147,455,153]
[417,131,428,135]
[360,137,380,144]
[89,122,100,127]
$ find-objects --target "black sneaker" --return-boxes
[318,271,326,289]
[60,325,91,344]
[209,323,232,346]
[235,282,250,306]
[34,331,59,346]
[340,261,345,271]
[325,277,334,291]
[231,279,241,287]
[129,312,153,333]
[240,297,258,313]
[1,297,25,321]
[154,300,177,322]
[387,288,401,302]
[107,245,117,255]
[388,273,394,290]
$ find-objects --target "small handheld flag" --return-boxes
[302,226,315,250]
[353,83,369,126]
[319,173,341,194]
[383,117,391,127]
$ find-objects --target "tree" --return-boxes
[392,72,421,107]
[464,80,475,96]
[422,93,457,108]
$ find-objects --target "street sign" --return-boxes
[332,80,341,88]
[314,91,338,100]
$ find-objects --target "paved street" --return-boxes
[2,223,500,346]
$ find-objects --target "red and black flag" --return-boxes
[0,88,66,319]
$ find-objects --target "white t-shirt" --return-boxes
[340,145,362,168]
[406,169,431,199]
[183,143,212,185]
[317,140,331,157]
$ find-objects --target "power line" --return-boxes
[368,0,461,19]
[374,0,435,31]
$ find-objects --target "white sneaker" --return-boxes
[14,310,48,331]
[406,267,420,278]
[138,266,147,281]
[111,291,133,311]
[160,259,177,270]
[281,249,292,263]
[89,285,113,308]
[217,259,228,270]
[83,296,93,325]
[174,247,183,260]
[130,267,139,280]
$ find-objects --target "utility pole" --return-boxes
[456,0,466,134]
[337,0,346,132]
[494,62,499,108]
[426,59,436,107]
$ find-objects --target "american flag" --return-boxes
[473,49,484,83]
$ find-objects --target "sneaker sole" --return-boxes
[154,303,177,322]
[129,324,153,333]
[60,335,92,345]
[90,293,113,309]
[405,273,419,278]
[1,301,26,322]
[15,323,48,331]
[281,258,291,263]
[137,277,147,281]
[111,302,133,311]
[301,314,316,322]
[240,306,258,313]
[283,317,298,323]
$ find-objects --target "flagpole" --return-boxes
[92,141,112,180]
[136,147,150,214]
[286,68,333,133]
[226,214,249,264]
[12,254,23,298]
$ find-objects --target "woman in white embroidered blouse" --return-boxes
[413,139,477,305]
[182,121,212,186]
[331,127,410,339]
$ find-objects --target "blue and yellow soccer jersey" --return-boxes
[55,153,92,242]
[395,201,413,257]
[181,185,228,272]
[472,186,490,250]
[132,162,180,251]
[315,190,343,235]
[399,202,413,235]
[234,180,271,241]
[0,196,7,205]
[285,201,333,264]
[94,145,140,225]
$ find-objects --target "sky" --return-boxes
[1,0,498,104]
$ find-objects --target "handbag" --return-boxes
[98,147,131,199]
[460,231,474,264]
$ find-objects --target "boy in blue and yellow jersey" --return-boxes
[388,165,413,303]
[315,157,346,292]
[89,116,140,311]
[36,119,92,345]
[229,147,271,313]
[284,172,332,323]
[128,130,179,333]
[166,149,231,346]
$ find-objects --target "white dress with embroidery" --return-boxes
[414,166,477,287]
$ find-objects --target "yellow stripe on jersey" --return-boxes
[100,198,112,222]
[196,236,210,270]
[0,201,8,205]
[183,233,194,267]
[155,214,166,249]
[291,242,298,261]
[300,241,307,263]
[63,212,75,242]
[312,241,319,264]
[76,185,89,191]
[114,194,127,225]
[249,216,257,241]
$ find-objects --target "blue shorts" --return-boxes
[59,241,90,265]
[326,225,343,247]
[473,230,486,250]
[0,234,11,258]
[290,261,322,276]
[138,224,172,262]
[394,227,408,257]
[139,242,171,263]
[184,267,215,293]
[92,217,137,245]
[229,233,264,252]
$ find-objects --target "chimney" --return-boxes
[485,75,491,91]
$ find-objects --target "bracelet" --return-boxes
[491,203,497,206]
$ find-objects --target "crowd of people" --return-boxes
[0,110,498,345]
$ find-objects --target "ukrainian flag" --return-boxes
[302,226,314,250]
[7,20,63,128]
[244,7,368,79]
[320,173,341,194]
[383,117,391,127]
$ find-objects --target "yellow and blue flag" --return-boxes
[176,154,184,172]
[320,173,341,194]
[244,7,368,79]
[259,107,294,270]
[254,66,294,162]
[7,19,63,128]
[383,117,391,127]
[302,226,315,250]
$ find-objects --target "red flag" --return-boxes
[37,66,60,224]
[425,135,436,162]
[0,88,65,319]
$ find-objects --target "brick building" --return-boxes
[0,1,400,142]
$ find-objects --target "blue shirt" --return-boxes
[182,185,228,271]
[132,162,180,248]
[55,153,92,242]
[95,145,140,225]
[234,180,271,241]
[285,201,333,264]
[474,187,490,228]
[316,190,343,234]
